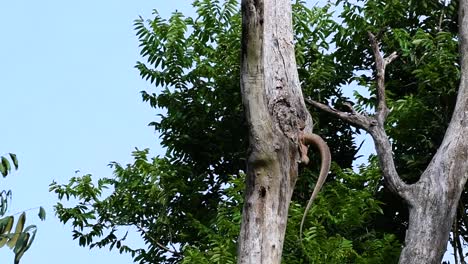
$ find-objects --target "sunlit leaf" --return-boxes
[7,212,25,249]
[8,153,18,170]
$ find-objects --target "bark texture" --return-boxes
[398,2,468,262]
[237,0,312,263]
[307,1,468,262]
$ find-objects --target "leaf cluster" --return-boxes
[0,154,45,264]
[285,159,401,264]
[0,153,18,178]
[134,0,245,180]
[51,148,243,263]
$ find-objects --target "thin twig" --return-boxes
[454,212,460,264]
[136,225,181,256]
[9,206,42,217]
[438,1,447,32]
[455,204,466,264]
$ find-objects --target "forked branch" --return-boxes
[306,32,411,199]
[368,32,398,124]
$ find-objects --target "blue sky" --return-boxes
[0,1,194,263]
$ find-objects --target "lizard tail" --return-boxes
[299,133,331,240]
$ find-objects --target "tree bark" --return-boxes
[306,1,468,262]
[400,0,468,264]
[399,1,468,262]
[237,0,312,263]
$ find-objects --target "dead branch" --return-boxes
[306,32,411,199]
[304,97,375,130]
[368,32,398,124]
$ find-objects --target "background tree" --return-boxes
[328,0,460,246]
[0,153,45,264]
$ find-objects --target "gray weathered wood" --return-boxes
[398,1,468,262]
[237,0,313,263]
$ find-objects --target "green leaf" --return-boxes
[0,216,13,233]
[13,232,29,254]
[21,225,37,252]
[7,212,26,249]
[9,153,18,170]
[0,216,14,247]
[1,157,11,174]
[13,233,29,264]
[0,161,7,177]
[38,207,46,221]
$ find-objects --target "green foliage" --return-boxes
[181,175,243,264]
[51,148,244,263]
[51,150,400,263]
[386,27,459,180]
[0,154,45,264]
[134,0,246,181]
[51,149,168,262]
[0,213,36,264]
[283,159,401,264]
[0,153,18,177]
[335,0,459,182]
[179,159,401,263]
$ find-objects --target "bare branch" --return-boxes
[385,51,398,65]
[368,125,409,197]
[306,97,409,196]
[452,234,459,264]
[306,33,411,199]
[438,3,446,32]
[368,32,398,124]
[154,240,181,256]
[305,97,375,130]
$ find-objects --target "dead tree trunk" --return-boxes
[237,0,313,263]
[307,1,468,263]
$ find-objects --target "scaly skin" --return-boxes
[299,133,331,240]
